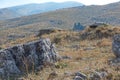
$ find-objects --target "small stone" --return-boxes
[89,71,108,80]
[75,72,87,80]
[74,76,84,80]
[64,71,73,76]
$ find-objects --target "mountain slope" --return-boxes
[0,1,120,30]
[0,1,84,20]
[0,8,20,20]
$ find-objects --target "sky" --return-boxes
[0,0,120,8]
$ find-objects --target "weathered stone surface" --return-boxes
[74,76,84,80]
[0,38,60,77]
[73,22,85,31]
[74,72,87,80]
[64,71,73,77]
[109,58,120,66]
[89,71,108,80]
[112,34,120,58]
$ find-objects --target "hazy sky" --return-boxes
[0,0,120,8]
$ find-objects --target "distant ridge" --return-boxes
[0,1,84,20]
[0,1,120,30]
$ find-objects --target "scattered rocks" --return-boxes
[74,72,87,80]
[112,34,120,58]
[89,71,108,80]
[0,38,60,77]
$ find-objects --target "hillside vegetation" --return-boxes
[0,1,120,79]
[0,1,120,31]
[0,25,120,80]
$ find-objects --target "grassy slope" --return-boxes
[1,26,120,80]
[0,2,120,44]
[0,2,120,29]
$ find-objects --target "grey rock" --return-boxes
[64,71,73,76]
[0,38,60,77]
[0,69,4,77]
[0,50,21,74]
[73,22,85,31]
[74,76,84,80]
[89,71,108,80]
[112,34,120,58]
[75,72,87,80]
[109,58,120,66]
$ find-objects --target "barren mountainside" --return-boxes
[0,1,120,32]
[0,1,84,20]
[0,1,120,80]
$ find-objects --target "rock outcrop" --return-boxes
[73,22,85,31]
[0,38,60,78]
[89,71,108,80]
[112,34,120,58]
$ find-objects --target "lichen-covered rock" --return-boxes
[112,34,120,58]
[0,38,60,77]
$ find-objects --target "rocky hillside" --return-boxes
[0,26,120,80]
[0,1,120,30]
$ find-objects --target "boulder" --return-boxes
[0,38,60,77]
[73,22,85,31]
[112,34,120,58]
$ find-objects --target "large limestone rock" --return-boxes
[0,38,60,77]
[112,34,120,58]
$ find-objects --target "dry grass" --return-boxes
[0,26,120,80]
[19,37,120,80]
[1,35,39,48]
